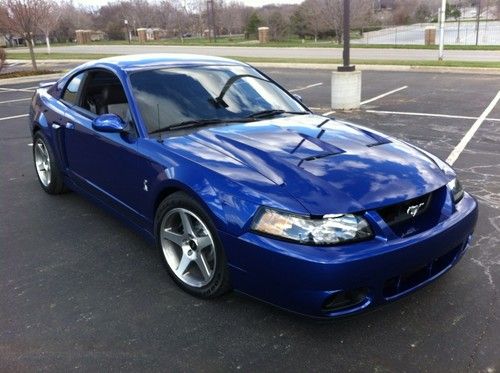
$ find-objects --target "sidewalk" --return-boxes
[7,44,500,62]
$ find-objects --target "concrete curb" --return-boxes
[0,73,63,85]
[7,59,91,63]
[2,61,500,85]
[249,62,500,75]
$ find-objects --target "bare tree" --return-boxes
[0,47,5,73]
[38,0,60,54]
[0,0,47,70]
[219,1,247,35]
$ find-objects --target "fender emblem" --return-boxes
[143,179,149,192]
[407,202,425,217]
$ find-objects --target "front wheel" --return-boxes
[32,131,66,194]
[155,192,231,298]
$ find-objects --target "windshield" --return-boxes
[129,65,307,134]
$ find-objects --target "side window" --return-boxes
[62,72,85,105]
[80,69,134,129]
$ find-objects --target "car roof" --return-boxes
[90,53,247,72]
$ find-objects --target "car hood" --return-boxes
[187,115,450,215]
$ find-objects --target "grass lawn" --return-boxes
[229,56,500,68]
[7,38,500,50]
[6,52,500,69]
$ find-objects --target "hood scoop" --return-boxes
[291,130,345,165]
[338,121,392,148]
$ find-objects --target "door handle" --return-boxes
[65,122,75,130]
[52,123,61,129]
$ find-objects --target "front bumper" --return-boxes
[221,192,478,318]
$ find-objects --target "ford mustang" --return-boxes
[29,54,478,318]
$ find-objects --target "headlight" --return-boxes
[251,207,373,245]
[447,178,464,203]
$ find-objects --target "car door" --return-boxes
[60,68,150,228]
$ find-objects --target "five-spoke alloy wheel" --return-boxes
[32,132,66,194]
[34,137,51,187]
[160,208,216,287]
[155,192,230,298]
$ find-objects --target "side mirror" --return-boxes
[92,113,125,133]
[293,93,303,102]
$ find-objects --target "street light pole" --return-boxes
[206,0,211,42]
[331,0,361,110]
[438,0,446,60]
[475,0,481,46]
[338,0,354,72]
[124,19,130,44]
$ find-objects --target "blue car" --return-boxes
[30,54,478,318]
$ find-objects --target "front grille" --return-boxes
[377,187,447,237]
[378,193,431,226]
[383,242,464,299]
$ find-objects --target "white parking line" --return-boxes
[0,87,35,93]
[446,90,500,165]
[0,114,29,121]
[360,86,408,105]
[365,109,500,123]
[289,82,323,93]
[0,97,31,104]
[322,85,408,116]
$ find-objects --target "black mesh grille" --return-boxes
[377,187,447,237]
[378,193,432,227]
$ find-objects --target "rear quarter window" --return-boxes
[62,73,85,105]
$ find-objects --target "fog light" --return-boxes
[322,288,369,312]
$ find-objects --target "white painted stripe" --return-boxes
[361,85,408,105]
[289,82,323,93]
[0,113,29,121]
[0,97,31,104]
[322,86,408,116]
[0,87,35,93]
[446,90,500,165]
[365,109,500,123]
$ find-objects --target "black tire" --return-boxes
[155,191,231,298]
[32,131,66,194]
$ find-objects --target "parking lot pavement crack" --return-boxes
[469,216,500,290]
[466,286,497,371]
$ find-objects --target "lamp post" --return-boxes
[438,0,446,60]
[475,0,481,46]
[338,0,355,72]
[124,19,131,44]
[330,0,361,110]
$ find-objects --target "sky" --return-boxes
[76,0,303,8]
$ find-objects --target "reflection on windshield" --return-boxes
[129,65,306,133]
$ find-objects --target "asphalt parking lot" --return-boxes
[1,69,499,371]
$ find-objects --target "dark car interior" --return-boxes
[79,70,134,128]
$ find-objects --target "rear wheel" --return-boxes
[155,192,230,298]
[33,132,66,194]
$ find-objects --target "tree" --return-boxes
[246,11,261,38]
[38,0,60,54]
[446,2,462,19]
[291,0,325,41]
[51,1,93,43]
[0,0,47,71]
[414,3,431,22]
[268,11,289,41]
[315,0,373,44]
[0,47,5,73]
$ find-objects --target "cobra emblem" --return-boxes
[407,202,425,217]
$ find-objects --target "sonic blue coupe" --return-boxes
[29,54,478,318]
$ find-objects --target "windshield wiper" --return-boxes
[150,118,253,134]
[247,109,309,119]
